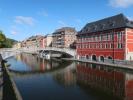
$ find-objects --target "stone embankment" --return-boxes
[0,53,22,100]
[62,58,133,70]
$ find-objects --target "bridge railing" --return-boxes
[0,48,16,59]
[12,47,76,57]
[39,47,76,57]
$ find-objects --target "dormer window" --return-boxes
[130,21,133,24]
[88,27,91,31]
[109,21,115,27]
[94,25,97,30]
[125,19,129,23]
[85,28,88,32]
[92,25,97,31]
[83,27,88,32]
[100,24,105,29]
[102,24,105,29]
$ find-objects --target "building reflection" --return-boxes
[53,63,76,87]
[76,62,133,100]
[14,53,72,73]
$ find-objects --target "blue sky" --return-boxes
[0,0,133,41]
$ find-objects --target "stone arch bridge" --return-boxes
[37,47,76,58]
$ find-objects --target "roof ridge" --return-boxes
[79,13,133,34]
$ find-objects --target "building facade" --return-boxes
[39,36,46,48]
[52,27,77,48]
[46,34,53,47]
[13,42,21,49]
[21,35,44,49]
[76,14,133,61]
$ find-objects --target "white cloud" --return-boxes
[58,20,67,26]
[38,11,48,17]
[14,16,35,26]
[109,0,133,8]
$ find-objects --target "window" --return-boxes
[117,32,122,40]
[117,43,123,49]
[85,44,87,48]
[110,43,113,48]
[100,44,102,48]
[94,44,96,48]
[88,37,90,42]
[88,44,90,48]
[90,44,92,48]
[84,44,86,48]
[100,35,103,41]
[105,44,108,48]
[93,36,95,41]
[102,44,104,48]
[96,44,99,48]
[110,33,113,40]
[91,44,93,48]
[106,34,108,41]
[95,36,97,41]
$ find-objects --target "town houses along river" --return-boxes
[6,53,133,100]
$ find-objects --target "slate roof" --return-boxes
[53,27,76,34]
[27,35,43,41]
[79,13,133,34]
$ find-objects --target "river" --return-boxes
[7,53,133,100]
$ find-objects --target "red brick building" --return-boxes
[39,36,46,48]
[76,14,133,61]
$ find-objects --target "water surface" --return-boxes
[7,53,133,100]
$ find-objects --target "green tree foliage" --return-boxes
[0,30,6,41]
[0,30,17,48]
[0,30,6,48]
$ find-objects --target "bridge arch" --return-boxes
[38,47,76,58]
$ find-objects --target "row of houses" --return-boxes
[14,27,77,49]
[14,13,133,61]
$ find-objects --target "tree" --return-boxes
[0,30,6,48]
[0,30,17,48]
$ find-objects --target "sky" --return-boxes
[0,0,133,41]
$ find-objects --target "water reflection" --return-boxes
[53,63,76,87]
[9,53,72,74]
[76,62,133,100]
[7,53,133,100]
